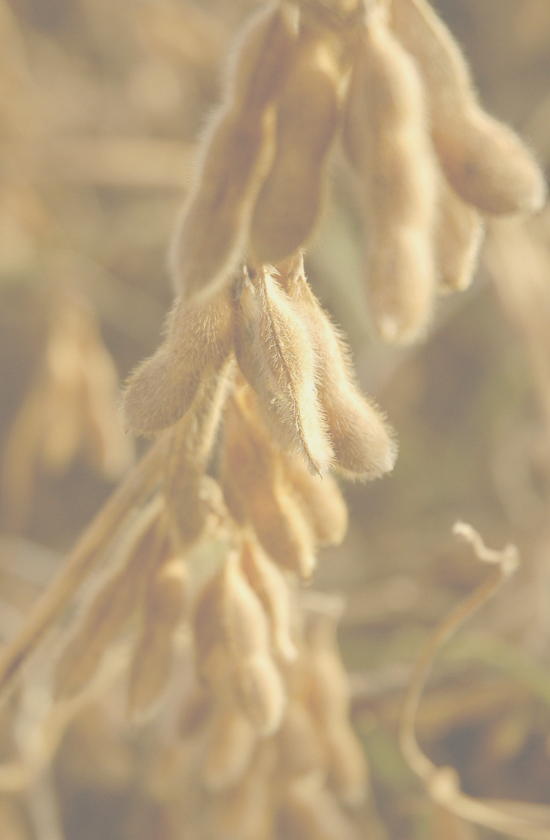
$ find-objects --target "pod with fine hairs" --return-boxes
[434,172,484,293]
[391,0,547,215]
[222,391,316,579]
[234,268,333,474]
[170,4,299,300]
[281,257,397,480]
[126,558,188,722]
[121,283,234,437]
[250,22,344,265]
[344,13,438,344]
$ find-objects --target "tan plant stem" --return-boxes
[0,437,166,703]
[398,523,550,840]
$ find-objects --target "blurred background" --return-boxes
[0,0,549,838]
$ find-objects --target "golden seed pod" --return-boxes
[281,454,348,546]
[345,14,438,344]
[121,284,234,436]
[278,776,361,840]
[277,699,328,777]
[234,269,333,474]
[163,365,232,549]
[283,260,397,479]
[201,702,257,792]
[241,538,298,662]
[222,551,271,661]
[222,393,317,578]
[127,558,188,722]
[234,653,286,737]
[54,496,163,700]
[170,4,299,300]
[435,173,484,293]
[391,0,547,215]
[249,23,343,265]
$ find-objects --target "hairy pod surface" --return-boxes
[345,15,438,344]
[391,0,547,215]
[435,173,484,292]
[163,365,231,548]
[127,558,188,721]
[170,5,299,299]
[121,284,233,436]
[283,262,397,479]
[250,22,343,265]
[234,269,333,474]
[222,394,316,578]
[241,538,297,662]
[281,454,348,546]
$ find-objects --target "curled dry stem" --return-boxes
[398,522,550,840]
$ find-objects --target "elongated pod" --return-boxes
[282,259,397,479]
[170,4,298,299]
[435,173,484,292]
[391,0,546,215]
[250,23,344,265]
[345,15,438,344]
[121,284,233,436]
[234,269,333,474]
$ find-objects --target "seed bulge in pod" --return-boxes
[391,0,547,215]
[234,270,333,474]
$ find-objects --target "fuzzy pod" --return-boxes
[240,538,297,662]
[283,262,397,480]
[222,552,271,661]
[281,454,348,546]
[222,393,317,579]
[126,559,188,721]
[163,364,232,548]
[54,496,164,700]
[121,284,234,436]
[391,0,547,215]
[435,173,484,293]
[201,702,257,792]
[278,778,361,840]
[170,4,299,300]
[345,15,438,344]
[234,270,333,474]
[249,23,343,265]
[234,653,286,736]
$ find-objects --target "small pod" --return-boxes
[391,0,547,215]
[127,558,188,722]
[282,261,397,480]
[234,269,333,474]
[163,365,232,549]
[435,173,484,293]
[240,538,297,662]
[345,14,438,344]
[201,702,257,792]
[222,552,271,662]
[54,496,164,700]
[281,454,348,546]
[234,653,286,737]
[121,283,234,436]
[170,4,298,299]
[222,393,317,578]
[250,23,343,265]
